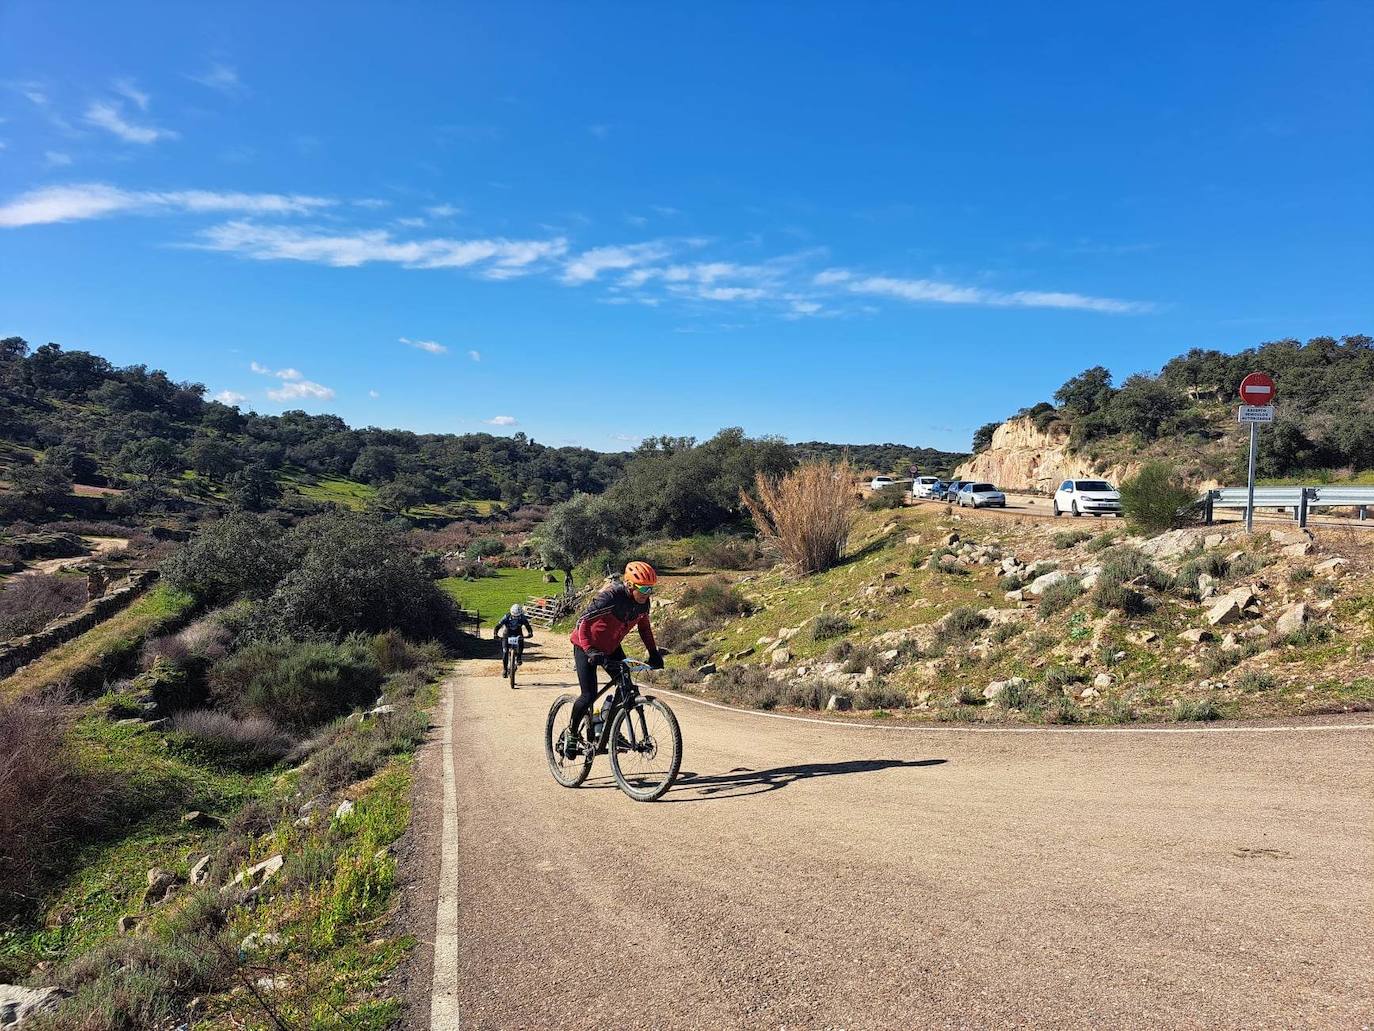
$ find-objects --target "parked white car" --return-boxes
[911,475,942,498]
[1053,479,1122,517]
[869,475,896,491]
[956,482,1006,508]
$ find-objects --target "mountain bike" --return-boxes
[501,634,524,689]
[544,659,682,802]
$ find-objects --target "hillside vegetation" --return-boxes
[968,335,1373,487]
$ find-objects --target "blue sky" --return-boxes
[1,2,1370,453]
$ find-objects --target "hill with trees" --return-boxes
[965,335,1373,487]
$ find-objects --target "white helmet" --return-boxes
[510,604,524,617]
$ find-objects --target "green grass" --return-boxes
[439,567,568,624]
[0,585,195,700]
[0,712,275,971]
[286,472,378,511]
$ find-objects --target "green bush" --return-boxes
[1093,579,1147,616]
[209,637,383,731]
[1053,529,1093,549]
[1085,532,1120,553]
[1045,696,1084,724]
[855,682,909,710]
[1120,461,1197,533]
[678,576,751,619]
[865,483,908,511]
[689,535,768,570]
[160,512,289,605]
[990,621,1023,644]
[997,680,1041,710]
[1044,665,1087,692]
[1235,670,1277,693]
[1174,697,1224,721]
[998,573,1026,592]
[466,536,505,559]
[944,606,989,640]
[1037,579,1082,618]
[810,613,853,641]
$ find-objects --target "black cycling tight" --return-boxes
[570,644,625,735]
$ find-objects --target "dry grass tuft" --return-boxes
[741,460,858,575]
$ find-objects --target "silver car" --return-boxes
[956,482,1006,508]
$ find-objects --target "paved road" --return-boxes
[408,649,1374,1029]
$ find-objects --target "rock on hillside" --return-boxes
[954,416,1136,492]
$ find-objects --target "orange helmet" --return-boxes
[623,561,659,587]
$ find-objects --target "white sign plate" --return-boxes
[1238,404,1276,424]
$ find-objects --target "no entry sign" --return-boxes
[1239,372,1276,405]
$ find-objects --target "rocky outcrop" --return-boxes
[954,416,1137,492]
[0,984,71,1026]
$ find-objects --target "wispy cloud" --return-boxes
[111,77,150,110]
[426,203,460,218]
[0,183,334,227]
[399,336,447,354]
[249,360,333,402]
[44,151,73,167]
[813,268,1150,314]
[485,415,517,426]
[267,379,333,402]
[561,241,674,284]
[213,389,247,405]
[368,389,380,398]
[467,349,481,362]
[84,101,177,144]
[196,221,567,277]
[190,62,245,96]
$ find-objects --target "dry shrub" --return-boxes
[0,573,88,638]
[169,709,294,770]
[678,576,751,619]
[0,702,111,915]
[741,460,858,575]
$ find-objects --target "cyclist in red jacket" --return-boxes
[566,560,664,744]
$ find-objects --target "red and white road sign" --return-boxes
[1239,372,1275,405]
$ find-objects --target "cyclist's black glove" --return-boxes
[648,650,665,670]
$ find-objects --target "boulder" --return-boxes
[117,915,142,935]
[1178,628,1214,644]
[1137,529,1194,561]
[825,694,852,712]
[1092,672,1114,690]
[230,854,284,891]
[335,800,356,820]
[0,985,71,1026]
[942,532,960,546]
[1004,589,1025,602]
[1196,573,1217,599]
[1027,570,1075,596]
[143,868,181,907]
[1282,541,1315,558]
[189,854,213,886]
[1275,602,1308,637]
[367,704,397,717]
[1204,533,1226,549]
[1206,598,1244,626]
[1269,527,1313,547]
[181,810,222,830]
[1313,557,1347,576]
[1080,687,1101,701]
[770,646,792,666]
[1241,624,1269,639]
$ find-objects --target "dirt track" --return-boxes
[406,646,1374,1029]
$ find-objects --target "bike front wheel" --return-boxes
[609,698,682,802]
[545,694,592,787]
[508,648,518,689]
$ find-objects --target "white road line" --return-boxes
[653,686,1374,736]
[429,676,460,1030]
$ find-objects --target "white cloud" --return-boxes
[0,183,333,228]
[267,379,334,402]
[832,272,1150,313]
[195,221,567,276]
[249,361,271,374]
[813,268,853,286]
[111,77,150,110]
[191,63,244,95]
[44,151,72,167]
[694,286,767,302]
[85,101,178,144]
[352,198,390,209]
[788,300,822,316]
[467,349,481,362]
[400,336,447,354]
[426,203,460,218]
[250,361,304,381]
[368,389,380,398]
[394,216,426,228]
[274,367,302,381]
[213,389,247,405]
[485,415,517,426]
[561,241,673,284]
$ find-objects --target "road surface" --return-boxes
[406,647,1374,1029]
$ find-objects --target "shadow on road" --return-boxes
[665,757,947,802]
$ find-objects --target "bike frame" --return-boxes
[583,662,654,757]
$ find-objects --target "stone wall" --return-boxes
[0,570,158,679]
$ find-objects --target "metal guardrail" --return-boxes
[1205,486,1373,527]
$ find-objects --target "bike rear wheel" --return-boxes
[545,694,592,787]
[609,698,681,801]
[508,646,518,689]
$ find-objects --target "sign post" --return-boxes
[1238,373,1276,534]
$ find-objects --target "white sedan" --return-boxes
[1053,479,1122,517]
[869,475,896,491]
[955,482,1006,508]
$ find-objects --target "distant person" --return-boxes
[565,561,664,745]
[494,603,533,676]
